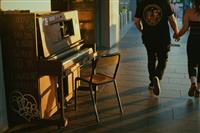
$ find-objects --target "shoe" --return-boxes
[148,82,154,90]
[152,76,160,96]
[194,89,200,97]
[188,83,196,97]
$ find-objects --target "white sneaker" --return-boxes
[152,76,161,96]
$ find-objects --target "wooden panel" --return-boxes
[1,11,60,124]
[39,76,58,119]
[1,12,40,124]
[37,11,81,58]
[65,64,80,101]
[37,12,70,58]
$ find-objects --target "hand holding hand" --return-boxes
[173,33,180,42]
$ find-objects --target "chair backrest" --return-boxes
[91,52,120,80]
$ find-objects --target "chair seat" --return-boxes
[80,73,114,85]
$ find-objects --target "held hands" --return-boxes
[173,32,180,42]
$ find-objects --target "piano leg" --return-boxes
[58,74,68,127]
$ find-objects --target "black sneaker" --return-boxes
[188,83,196,97]
[152,76,160,96]
[148,82,154,90]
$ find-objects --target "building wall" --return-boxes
[100,0,110,49]
[109,0,120,48]
[129,0,137,20]
[0,37,8,133]
[0,0,51,12]
[99,0,120,49]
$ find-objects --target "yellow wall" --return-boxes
[109,0,120,47]
[1,0,51,12]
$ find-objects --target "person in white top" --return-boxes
[174,0,200,97]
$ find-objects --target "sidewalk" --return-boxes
[62,24,200,133]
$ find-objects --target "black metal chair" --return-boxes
[74,52,124,123]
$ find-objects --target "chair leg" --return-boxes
[92,85,97,102]
[113,80,124,115]
[89,86,100,123]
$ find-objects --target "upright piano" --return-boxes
[0,10,95,127]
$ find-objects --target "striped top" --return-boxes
[189,21,200,36]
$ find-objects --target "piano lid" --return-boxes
[37,10,82,58]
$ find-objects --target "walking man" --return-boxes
[134,0,179,96]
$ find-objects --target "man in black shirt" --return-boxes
[134,0,179,96]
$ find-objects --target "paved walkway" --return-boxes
[62,23,200,133]
[6,23,200,133]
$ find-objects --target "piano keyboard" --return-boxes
[61,48,94,70]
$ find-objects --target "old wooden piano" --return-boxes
[0,10,95,127]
